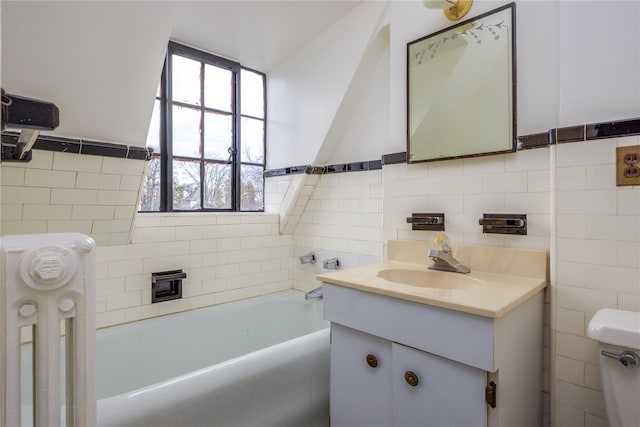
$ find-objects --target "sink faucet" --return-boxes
[427,234,470,274]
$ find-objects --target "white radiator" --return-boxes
[1,233,96,426]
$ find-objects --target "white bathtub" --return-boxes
[21,290,330,427]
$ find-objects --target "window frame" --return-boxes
[141,41,266,213]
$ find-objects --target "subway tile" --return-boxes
[114,206,136,220]
[7,149,53,170]
[556,331,601,365]
[96,190,138,206]
[585,164,615,190]
[96,310,125,329]
[557,261,587,287]
[617,241,640,268]
[555,356,585,386]
[557,167,586,191]
[557,190,616,215]
[124,305,159,323]
[101,157,144,175]
[555,380,606,418]
[528,170,551,193]
[106,291,142,311]
[584,363,602,392]
[505,192,549,214]
[463,155,505,175]
[1,167,24,186]
[92,219,131,234]
[76,172,121,190]
[1,220,46,234]
[586,264,640,293]
[109,233,130,246]
[617,293,640,311]
[556,308,585,336]
[120,175,142,191]
[557,284,617,314]
[557,215,586,239]
[556,139,616,167]
[24,169,76,188]
[1,186,51,204]
[555,402,585,427]
[1,204,22,221]
[483,172,528,194]
[23,204,72,221]
[53,152,102,172]
[557,238,617,266]
[584,414,607,427]
[47,220,92,234]
[72,205,115,220]
[51,188,97,205]
[505,145,550,171]
[616,188,640,215]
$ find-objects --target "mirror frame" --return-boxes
[406,2,517,163]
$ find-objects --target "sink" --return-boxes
[376,268,483,289]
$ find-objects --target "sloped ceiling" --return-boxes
[1,1,362,147]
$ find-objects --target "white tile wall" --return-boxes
[554,136,640,425]
[94,212,292,328]
[1,150,143,245]
[293,170,384,291]
[383,149,551,251]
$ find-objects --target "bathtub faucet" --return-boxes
[305,286,323,300]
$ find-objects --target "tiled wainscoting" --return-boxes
[292,169,384,291]
[95,213,293,328]
[553,135,640,425]
[1,150,143,245]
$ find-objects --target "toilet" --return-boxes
[587,309,640,427]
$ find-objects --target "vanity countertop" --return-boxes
[316,240,548,319]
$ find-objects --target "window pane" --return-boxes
[241,117,264,163]
[139,156,161,211]
[241,165,264,211]
[205,65,232,112]
[241,69,264,118]
[173,159,201,210]
[145,100,161,154]
[204,112,232,160]
[172,105,201,158]
[204,162,231,209]
[172,55,201,106]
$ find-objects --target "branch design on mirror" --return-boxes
[407,3,516,163]
[410,19,509,64]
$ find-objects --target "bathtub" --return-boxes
[21,290,330,427]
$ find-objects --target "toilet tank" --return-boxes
[588,309,640,350]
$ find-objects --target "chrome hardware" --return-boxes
[479,214,527,235]
[404,371,419,387]
[299,252,316,264]
[601,350,640,368]
[407,213,445,231]
[366,354,378,368]
[428,233,470,274]
[322,258,340,270]
[304,286,323,300]
[485,381,497,408]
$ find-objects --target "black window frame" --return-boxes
[141,41,266,213]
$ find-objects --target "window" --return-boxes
[139,41,266,212]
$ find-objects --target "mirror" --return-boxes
[407,3,516,162]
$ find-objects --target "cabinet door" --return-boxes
[392,343,486,427]
[330,324,392,427]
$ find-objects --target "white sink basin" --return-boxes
[376,268,483,289]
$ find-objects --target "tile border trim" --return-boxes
[265,117,640,177]
[1,131,153,160]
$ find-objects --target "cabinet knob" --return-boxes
[404,370,419,387]
[366,354,378,368]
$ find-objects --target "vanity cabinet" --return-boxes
[323,283,543,427]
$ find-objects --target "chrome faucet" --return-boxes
[305,286,323,300]
[427,234,470,274]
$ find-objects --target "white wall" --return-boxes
[266,1,389,169]
[1,1,175,146]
